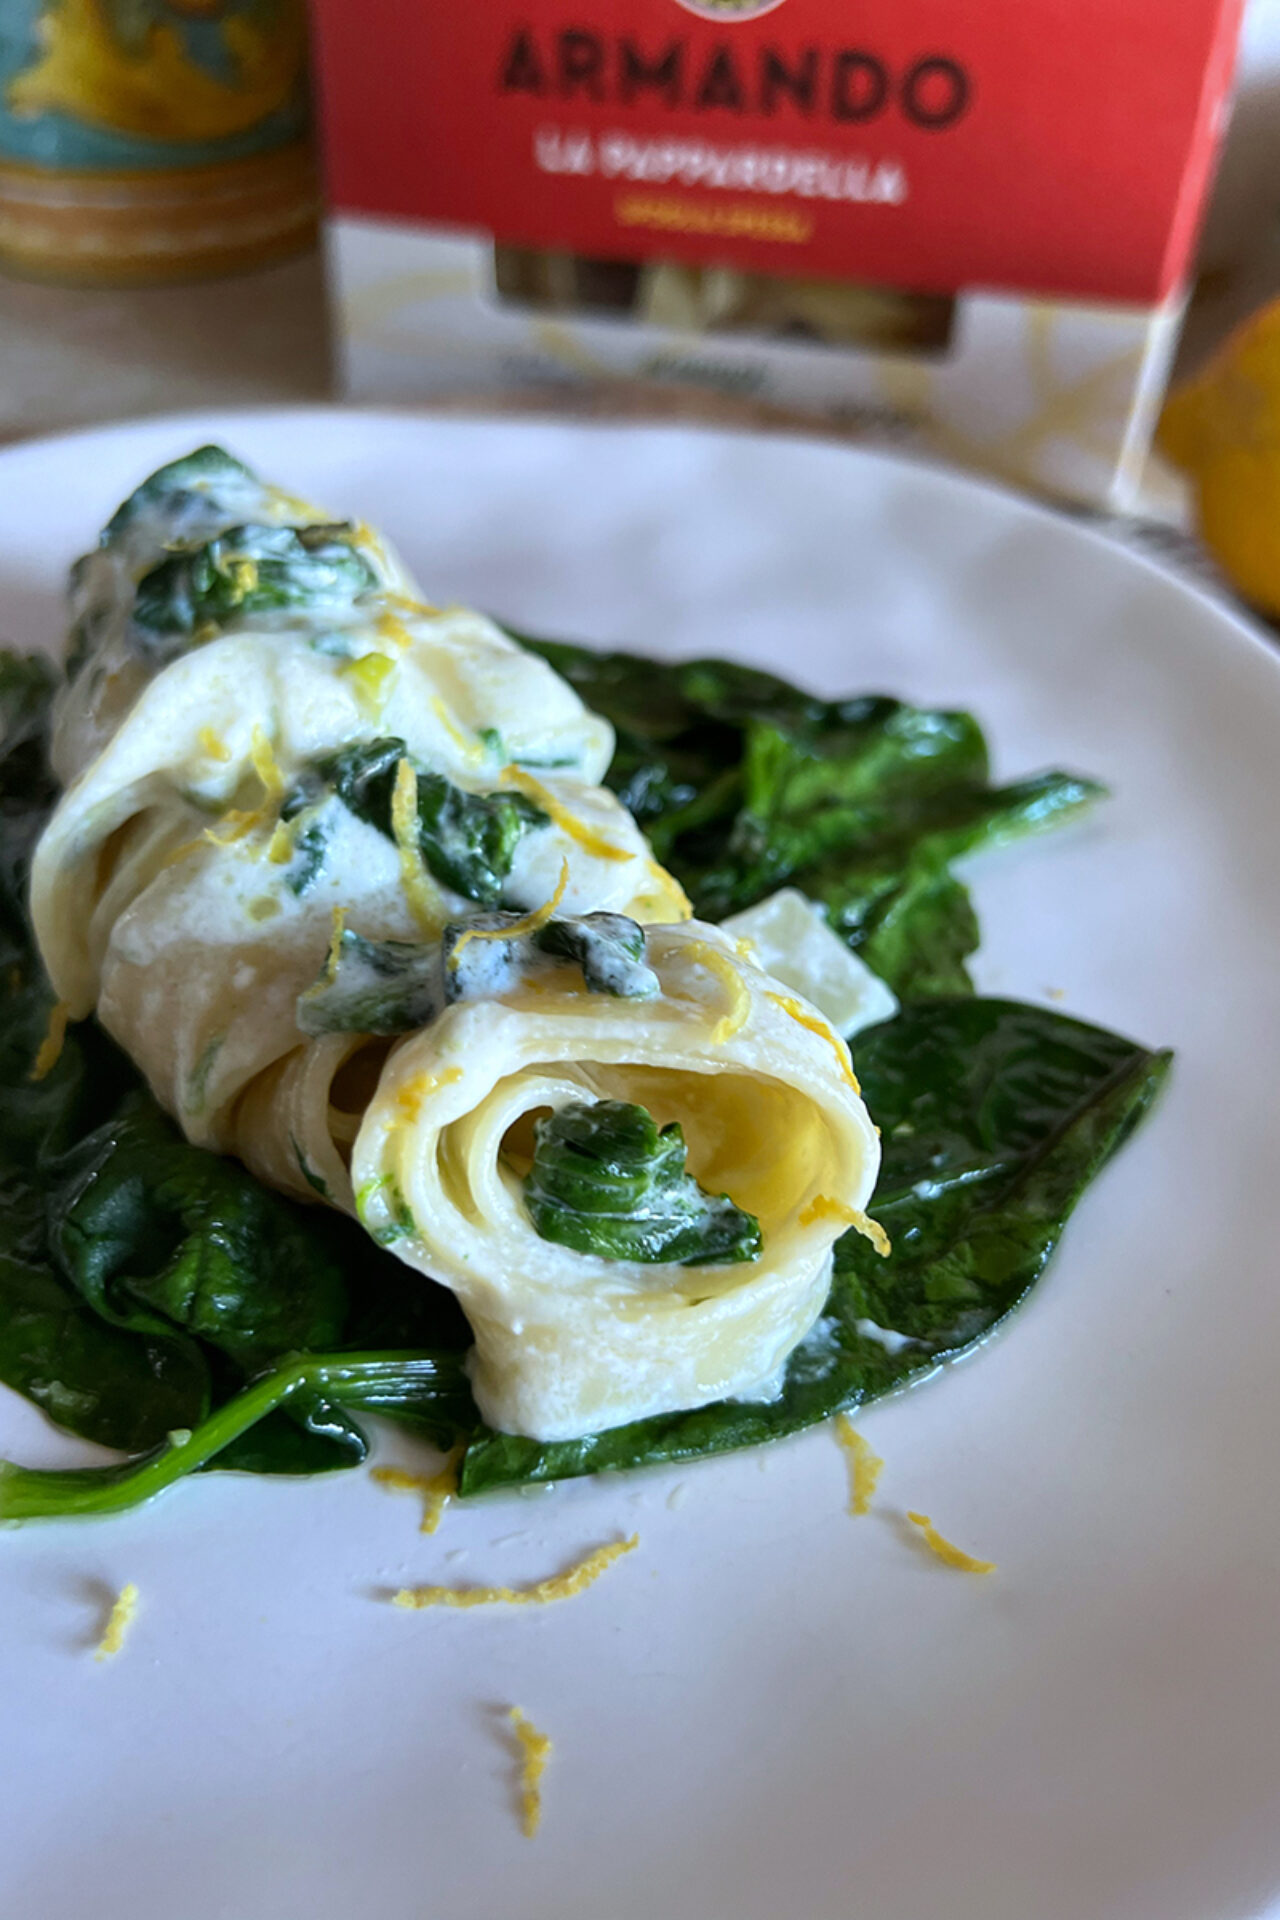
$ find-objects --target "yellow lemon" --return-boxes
[1160,299,1280,615]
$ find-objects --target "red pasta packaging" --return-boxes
[311,0,1244,506]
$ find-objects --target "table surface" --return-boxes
[0,250,333,445]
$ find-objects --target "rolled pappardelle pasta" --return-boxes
[348,923,880,1439]
[31,447,883,1442]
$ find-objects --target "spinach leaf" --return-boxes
[48,1093,348,1373]
[461,1001,1170,1490]
[442,907,660,1005]
[0,1350,474,1522]
[0,653,59,930]
[294,737,548,908]
[300,909,657,1038]
[510,629,1103,999]
[0,659,470,1474]
[298,927,443,1037]
[0,636,1166,1517]
[0,1248,208,1455]
[0,934,217,1455]
[523,1100,763,1266]
[855,866,979,1000]
[103,444,256,546]
[132,522,378,651]
[533,912,659,997]
[282,811,331,897]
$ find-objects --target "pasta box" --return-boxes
[310,0,1244,510]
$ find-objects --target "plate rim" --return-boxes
[1,399,1273,690]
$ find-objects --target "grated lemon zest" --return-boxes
[907,1512,996,1574]
[204,725,285,850]
[799,1195,891,1256]
[203,809,260,849]
[448,860,569,969]
[30,998,70,1081]
[390,758,443,937]
[375,609,414,650]
[394,1066,463,1125]
[267,484,317,519]
[340,650,396,717]
[95,1582,139,1660]
[501,766,630,863]
[385,591,442,621]
[430,695,485,763]
[197,726,231,763]
[267,822,293,865]
[685,939,751,1045]
[249,725,284,803]
[765,991,861,1092]
[318,907,347,985]
[391,1533,638,1610]
[834,1415,883,1516]
[734,935,760,965]
[643,857,693,921]
[350,519,389,570]
[508,1708,552,1838]
[371,1445,463,1534]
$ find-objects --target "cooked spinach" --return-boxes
[524,1100,763,1266]
[289,736,548,908]
[444,907,658,1005]
[298,927,444,1038]
[282,810,331,897]
[534,912,658,997]
[0,633,1169,1519]
[0,653,59,928]
[132,522,378,651]
[0,1351,473,1521]
[0,659,470,1477]
[301,909,657,1035]
[461,1000,1170,1491]
[510,631,1102,999]
[103,444,256,546]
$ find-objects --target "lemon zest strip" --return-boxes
[508,1708,552,1838]
[340,651,396,717]
[30,998,70,1081]
[391,1533,638,1610]
[197,726,231,762]
[375,609,415,650]
[907,1512,996,1574]
[384,591,442,621]
[685,938,751,1045]
[799,1194,891,1256]
[501,765,631,863]
[203,725,285,849]
[448,860,569,969]
[834,1415,883,1516]
[393,1065,463,1124]
[371,1445,463,1534]
[390,758,443,937]
[249,725,284,803]
[430,694,485,763]
[95,1582,139,1660]
[765,991,861,1093]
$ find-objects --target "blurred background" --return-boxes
[1,0,1279,597]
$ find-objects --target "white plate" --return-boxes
[3,410,1280,1920]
